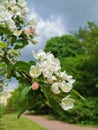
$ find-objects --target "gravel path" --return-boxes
[23,114,98,130]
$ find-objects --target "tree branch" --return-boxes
[6,54,31,83]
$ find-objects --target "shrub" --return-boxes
[52,97,98,125]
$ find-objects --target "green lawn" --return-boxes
[0,114,46,130]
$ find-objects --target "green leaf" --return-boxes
[48,96,61,110]
[0,42,7,48]
[19,86,31,102]
[0,24,11,34]
[72,89,85,100]
[41,84,50,99]
[7,64,15,79]
[29,60,35,65]
[14,61,32,75]
[17,86,32,118]
[0,62,7,79]
[0,62,6,71]
[11,49,20,56]
[17,98,29,118]
[0,24,5,32]
[0,62,6,68]
[14,40,24,49]
[40,84,61,109]
[40,84,52,107]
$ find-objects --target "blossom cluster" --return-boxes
[29,50,75,111]
[0,0,28,31]
[0,0,36,39]
[0,0,36,63]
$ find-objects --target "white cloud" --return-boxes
[20,9,67,61]
[28,9,67,44]
[37,16,66,39]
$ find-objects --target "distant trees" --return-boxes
[44,22,98,125]
[45,22,98,97]
[45,34,83,58]
[74,22,98,94]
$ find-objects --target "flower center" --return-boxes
[33,69,38,74]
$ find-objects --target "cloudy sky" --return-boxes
[20,0,98,60]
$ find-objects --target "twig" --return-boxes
[6,55,31,82]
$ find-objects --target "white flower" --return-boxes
[39,60,52,77]
[51,82,61,94]
[3,1,9,8]
[45,53,61,72]
[59,71,75,85]
[0,6,16,31]
[9,0,16,7]
[69,79,75,84]
[32,50,47,62]
[42,69,53,79]
[32,50,61,79]
[22,7,29,15]
[60,96,74,111]
[13,30,22,36]
[3,0,16,8]
[52,58,61,72]
[0,10,13,21]
[60,81,73,93]
[46,53,54,62]
[39,60,56,79]
[11,6,21,16]
[0,4,5,12]
[47,76,57,83]
[29,19,36,26]
[6,19,16,31]
[29,65,41,78]
[59,71,73,80]
[59,71,68,79]
[32,50,61,72]
[18,0,27,7]
[47,53,61,72]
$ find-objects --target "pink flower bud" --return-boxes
[32,82,39,90]
[30,27,36,33]
[24,28,31,36]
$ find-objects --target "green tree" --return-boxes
[45,34,83,58]
[74,22,98,94]
[45,25,98,97]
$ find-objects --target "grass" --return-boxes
[0,114,46,130]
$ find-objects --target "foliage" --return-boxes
[73,22,98,96]
[53,97,98,125]
[6,85,23,113]
[44,34,84,58]
[75,22,98,63]
[0,103,6,117]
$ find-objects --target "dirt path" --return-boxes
[23,114,98,130]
